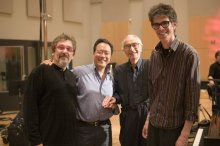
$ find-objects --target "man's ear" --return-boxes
[72,50,76,56]
[172,22,177,29]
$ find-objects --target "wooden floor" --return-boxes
[0,90,212,146]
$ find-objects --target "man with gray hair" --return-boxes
[113,34,149,146]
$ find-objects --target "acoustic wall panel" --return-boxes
[27,0,53,18]
[0,0,13,14]
[63,0,82,23]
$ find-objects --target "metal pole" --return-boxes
[42,0,48,60]
[43,16,48,60]
[38,0,43,64]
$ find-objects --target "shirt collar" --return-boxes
[52,63,67,72]
[128,58,142,71]
[170,37,179,52]
[155,37,179,53]
[92,63,111,75]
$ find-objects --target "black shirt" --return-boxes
[209,62,220,80]
[23,64,77,146]
[113,59,149,107]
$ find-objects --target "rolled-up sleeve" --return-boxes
[185,52,200,122]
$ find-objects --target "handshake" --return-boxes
[102,96,117,109]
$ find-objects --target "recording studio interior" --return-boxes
[0,0,220,146]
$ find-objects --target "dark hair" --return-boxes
[148,3,177,24]
[215,50,220,59]
[51,33,76,52]
[93,38,114,55]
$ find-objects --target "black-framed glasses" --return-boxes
[124,43,140,50]
[152,21,170,30]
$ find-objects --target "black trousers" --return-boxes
[119,103,148,146]
[211,85,220,114]
[76,120,112,146]
[147,122,183,146]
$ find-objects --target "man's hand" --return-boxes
[41,59,52,65]
[102,96,116,109]
[208,76,215,87]
[175,134,188,146]
[175,120,192,146]
[208,80,215,87]
[142,118,149,139]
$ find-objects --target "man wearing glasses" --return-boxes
[23,33,78,146]
[113,34,149,146]
[41,38,119,146]
[142,3,200,146]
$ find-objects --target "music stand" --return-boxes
[8,80,26,111]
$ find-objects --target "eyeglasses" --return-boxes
[124,43,140,50]
[152,21,170,30]
[96,50,111,56]
[56,45,75,52]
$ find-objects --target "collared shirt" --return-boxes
[114,59,149,107]
[72,64,117,122]
[149,38,200,129]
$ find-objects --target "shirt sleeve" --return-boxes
[208,63,215,77]
[113,66,122,104]
[23,67,43,145]
[184,52,200,122]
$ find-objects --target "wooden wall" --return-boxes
[101,16,220,81]
[101,21,129,64]
[189,16,220,80]
[101,20,158,64]
[142,20,159,59]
